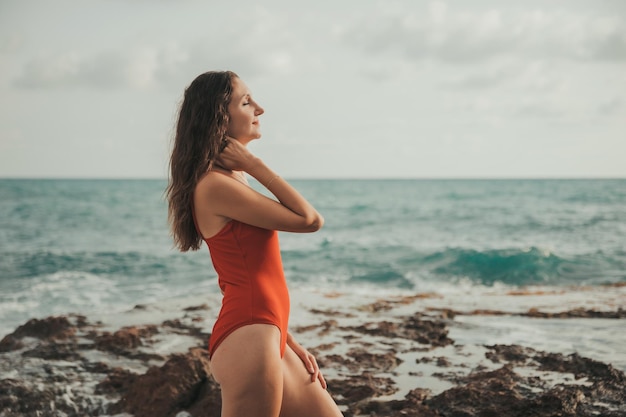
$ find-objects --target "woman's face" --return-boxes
[226,77,264,143]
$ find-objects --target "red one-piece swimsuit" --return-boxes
[203,219,290,358]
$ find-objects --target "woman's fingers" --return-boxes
[318,370,327,390]
[309,356,320,382]
[308,353,325,387]
[305,354,315,374]
[216,138,257,172]
[291,341,327,389]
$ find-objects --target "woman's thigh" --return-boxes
[210,324,284,417]
[280,345,343,417]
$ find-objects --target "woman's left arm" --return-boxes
[287,332,327,389]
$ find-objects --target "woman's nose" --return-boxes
[255,104,264,116]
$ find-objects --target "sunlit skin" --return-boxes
[226,77,264,145]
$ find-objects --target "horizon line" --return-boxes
[1,176,625,181]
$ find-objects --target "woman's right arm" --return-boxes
[200,139,324,233]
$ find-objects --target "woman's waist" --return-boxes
[217,285,290,318]
[219,278,289,298]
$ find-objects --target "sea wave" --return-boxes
[283,245,626,288]
[0,250,211,280]
[423,247,625,286]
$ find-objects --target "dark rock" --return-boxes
[523,307,626,319]
[328,373,398,405]
[95,325,159,354]
[349,314,453,348]
[519,385,586,416]
[346,348,403,373]
[162,319,210,340]
[535,351,625,383]
[111,348,221,417]
[0,378,91,417]
[22,343,82,361]
[347,387,439,417]
[423,358,626,417]
[358,300,395,312]
[294,319,339,336]
[485,344,535,364]
[312,342,338,352]
[0,316,78,352]
[183,303,210,311]
[309,308,355,318]
[426,366,526,416]
[0,379,58,417]
[95,367,138,395]
[0,336,23,352]
[351,399,439,417]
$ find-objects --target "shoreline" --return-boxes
[1,285,625,416]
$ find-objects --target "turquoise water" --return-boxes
[0,178,625,336]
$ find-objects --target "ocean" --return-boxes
[1,178,625,340]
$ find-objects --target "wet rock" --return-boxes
[312,342,338,352]
[0,335,23,352]
[111,348,221,417]
[2,303,625,417]
[435,357,451,367]
[535,351,625,383]
[0,316,79,352]
[350,314,453,348]
[162,319,210,340]
[423,355,626,417]
[358,300,395,312]
[0,379,59,417]
[429,306,626,319]
[346,348,403,373]
[520,385,587,416]
[486,344,536,364]
[351,320,401,338]
[294,319,339,336]
[523,307,626,319]
[426,365,526,416]
[183,303,210,311]
[95,325,157,351]
[94,325,164,361]
[328,373,398,404]
[0,378,94,417]
[403,314,453,348]
[359,294,442,314]
[350,399,438,417]
[95,367,138,395]
[309,308,356,318]
[22,343,82,361]
[533,351,626,414]
[347,387,438,417]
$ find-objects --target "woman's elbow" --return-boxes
[304,213,324,232]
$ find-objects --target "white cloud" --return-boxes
[10,6,305,91]
[597,96,623,116]
[339,3,626,65]
[1,0,624,178]
[13,50,129,90]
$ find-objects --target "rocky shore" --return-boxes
[1,287,625,417]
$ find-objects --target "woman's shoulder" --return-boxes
[196,169,246,197]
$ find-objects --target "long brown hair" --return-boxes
[166,70,238,251]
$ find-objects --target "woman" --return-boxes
[166,71,343,417]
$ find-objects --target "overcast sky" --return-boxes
[1,0,624,179]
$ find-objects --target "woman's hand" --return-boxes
[287,333,327,389]
[216,137,261,173]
